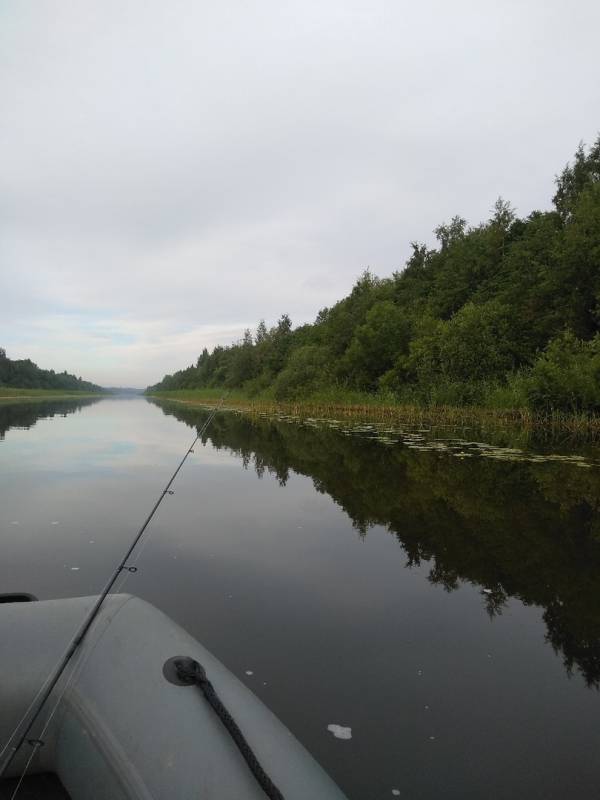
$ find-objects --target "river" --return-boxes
[2,396,600,799]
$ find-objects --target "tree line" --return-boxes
[0,348,102,393]
[149,137,600,412]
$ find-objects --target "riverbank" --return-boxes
[146,388,600,439]
[0,388,107,402]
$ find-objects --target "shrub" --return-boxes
[525,330,600,412]
[272,345,332,401]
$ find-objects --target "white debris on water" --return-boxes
[417,669,423,676]
[327,724,352,740]
[245,670,254,676]
[70,567,80,571]
[482,588,493,594]
[392,791,401,797]
[51,521,59,525]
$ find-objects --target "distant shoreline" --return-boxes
[0,388,107,402]
[146,388,600,439]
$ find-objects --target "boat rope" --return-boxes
[173,657,285,800]
[0,395,228,780]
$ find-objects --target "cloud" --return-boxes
[2,0,599,385]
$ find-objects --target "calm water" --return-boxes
[2,397,600,799]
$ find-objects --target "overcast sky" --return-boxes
[2,1,599,387]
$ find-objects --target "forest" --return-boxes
[0,348,102,393]
[149,138,600,413]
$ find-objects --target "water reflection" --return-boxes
[0,398,101,440]
[153,400,600,689]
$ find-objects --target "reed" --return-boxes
[0,388,105,401]
[147,389,600,440]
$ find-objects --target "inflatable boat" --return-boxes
[0,593,348,799]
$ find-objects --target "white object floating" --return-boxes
[245,670,254,676]
[482,588,493,595]
[392,791,401,797]
[70,567,80,571]
[51,521,59,525]
[327,724,352,740]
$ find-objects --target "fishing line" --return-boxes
[0,579,127,765]
[8,606,117,800]
[7,594,122,799]
[0,672,54,762]
[113,400,225,594]
[0,395,228,780]
[9,643,89,800]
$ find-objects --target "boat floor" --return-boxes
[0,773,70,799]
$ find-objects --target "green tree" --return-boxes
[342,301,411,389]
[272,345,331,400]
[227,330,258,386]
[439,301,521,382]
[434,216,467,250]
[148,134,600,415]
[526,330,600,412]
[553,137,600,221]
[263,314,293,376]
[255,320,268,344]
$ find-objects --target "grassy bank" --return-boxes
[146,388,600,439]
[0,388,107,402]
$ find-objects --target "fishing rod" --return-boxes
[0,395,228,778]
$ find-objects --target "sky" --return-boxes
[2,1,599,388]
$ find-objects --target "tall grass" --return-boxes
[0,387,106,400]
[147,388,600,439]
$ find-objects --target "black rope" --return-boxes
[174,658,285,800]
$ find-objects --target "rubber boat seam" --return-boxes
[42,594,136,731]
[44,597,149,799]
[58,690,153,800]
[0,595,134,778]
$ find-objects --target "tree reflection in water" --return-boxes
[154,400,600,689]
[0,398,102,441]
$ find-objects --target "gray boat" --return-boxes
[0,593,348,799]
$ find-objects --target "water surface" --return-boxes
[2,397,600,799]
